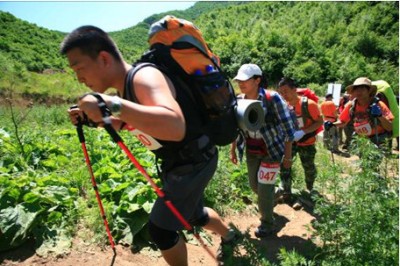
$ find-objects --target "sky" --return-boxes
[0,1,196,32]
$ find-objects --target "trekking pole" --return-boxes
[89,93,217,261]
[71,107,117,263]
[374,117,379,145]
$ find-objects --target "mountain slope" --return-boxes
[0,1,398,96]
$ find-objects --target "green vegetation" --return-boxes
[0,12,66,72]
[0,103,398,264]
[198,1,398,93]
[0,1,398,100]
[0,1,398,264]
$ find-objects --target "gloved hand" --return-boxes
[293,130,305,141]
[370,103,382,118]
[324,121,334,131]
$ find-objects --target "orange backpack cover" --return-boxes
[148,15,220,75]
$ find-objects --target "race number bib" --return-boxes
[354,121,372,136]
[127,126,162,150]
[258,162,280,185]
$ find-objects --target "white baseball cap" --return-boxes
[233,64,262,81]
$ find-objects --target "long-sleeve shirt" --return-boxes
[241,88,297,162]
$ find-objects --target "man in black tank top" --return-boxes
[61,25,237,265]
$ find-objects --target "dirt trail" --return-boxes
[0,202,316,266]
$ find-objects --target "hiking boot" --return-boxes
[254,225,275,238]
[292,199,303,210]
[216,230,242,265]
[275,187,284,199]
[309,189,319,197]
[275,187,293,205]
[307,189,321,203]
[275,192,292,204]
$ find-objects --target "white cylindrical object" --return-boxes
[235,99,265,132]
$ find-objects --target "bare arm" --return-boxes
[77,67,185,141]
[118,66,186,141]
[377,115,393,132]
[282,140,293,169]
[230,141,238,164]
[303,116,323,134]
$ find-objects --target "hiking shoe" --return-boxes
[292,199,303,210]
[275,192,292,204]
[309,189,319,198]
[254,225,275,238]
[216,230,242,265]
[274,187,284,199]
[275,188,292,204]
[283,193,293,204]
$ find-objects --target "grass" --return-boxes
[0,102,398,265]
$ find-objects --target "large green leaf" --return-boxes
[33,225,72,258]
[115,209,149,246]
[0,186,20,209]
[0,202,43,251]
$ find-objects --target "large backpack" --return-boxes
[372,80,399,138]
[297,89,323,142]
[296,88,319,104]
[132,15,238,146]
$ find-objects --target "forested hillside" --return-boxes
[197,1,398,91]
[0,12,65,72]
[0,1,398,98]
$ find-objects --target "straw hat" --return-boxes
[345,77,377,96]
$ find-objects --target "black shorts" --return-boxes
[149,150,218,231]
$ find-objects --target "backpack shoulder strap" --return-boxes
[301,96,314,122]
[349,99,357,120]
[263,89,279,125]
[263,89,273,109]
[123,63,157,103]
[265,89,272,101]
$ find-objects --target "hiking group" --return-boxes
[61,15,397,266]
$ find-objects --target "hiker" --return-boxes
[277,77,323,210]
[320,93,340,153]
[332,77,393,150]
[61,25,237,266]
[230,64,296,237]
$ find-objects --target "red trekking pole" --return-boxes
[71,106,117,265]
[90,93,217,261]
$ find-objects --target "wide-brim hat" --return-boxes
[346,77,377,96]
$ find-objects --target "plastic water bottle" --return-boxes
[194,69,203,76]
[205,64,215,73]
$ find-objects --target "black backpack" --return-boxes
[126,15,238,146]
